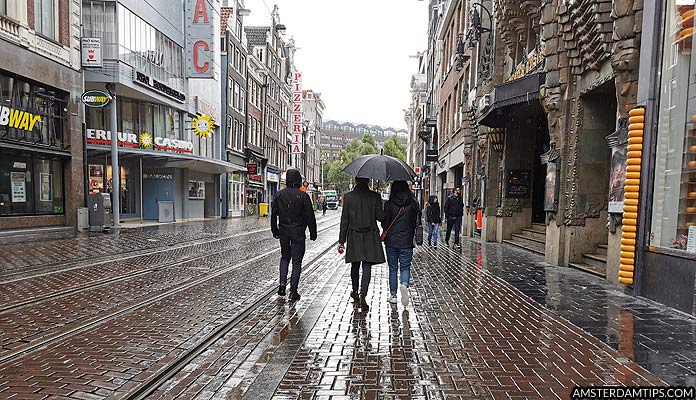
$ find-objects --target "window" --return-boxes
[35,0,56,39]
[0,0,7,16]
[650,0,696,254]
[228,78,234,107]
[188,181,205,199]
[0,150,64,216]
[227,115,234,149]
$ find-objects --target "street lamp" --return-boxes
[467,2,492,45]
[320,155,326,192]
[486,127,505,153]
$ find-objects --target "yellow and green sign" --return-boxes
[0,106,42,132]
[81,90,112,108]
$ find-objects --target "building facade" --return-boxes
[321,120,408,162]
[82,0,238,223]
[302,89,325,189]
[0,0,83,231]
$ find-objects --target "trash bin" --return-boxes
[77,207,89,232]
[158,201,175,223]
[259,202,269,217]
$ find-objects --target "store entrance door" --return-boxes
[142,176,174,220]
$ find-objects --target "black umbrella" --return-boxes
[342,154,416,181]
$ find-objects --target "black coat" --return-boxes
[426,202,442,224]
[339,184,385,264]
[271,187,317,240]
[443,194,464,218]
[382,192,420,249]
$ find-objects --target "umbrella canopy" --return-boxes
[342,154,416,181]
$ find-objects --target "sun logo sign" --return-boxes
[193,114,214,138]
[140,133,153,148]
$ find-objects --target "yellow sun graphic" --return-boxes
[193,114,214,138]
[140,133,153,148]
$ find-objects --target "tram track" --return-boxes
[0,216,339,313]
[0,220,341,366]
[120,235,341,400]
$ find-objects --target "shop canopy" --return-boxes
[478,72,546,128]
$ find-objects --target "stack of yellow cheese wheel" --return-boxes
[620,107,645,285]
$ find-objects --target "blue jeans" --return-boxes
[385,246,413,295]
[428,223,440,245]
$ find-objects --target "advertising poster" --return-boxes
[40,173,52,202]
[608,146,627,213]
[10,172,26,203]
[89,164,104,194]
[507,170,530,198]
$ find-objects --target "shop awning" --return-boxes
[86,144,247,173]
[478,72,545,128]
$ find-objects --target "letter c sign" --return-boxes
[193,40,210,73]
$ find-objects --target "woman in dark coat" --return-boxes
[426,195,442,246]
[382,180,419,306]
[338,177,385,312]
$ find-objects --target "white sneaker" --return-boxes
[388,295,397,304]
[399,284,409,306]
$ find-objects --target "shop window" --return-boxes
[651,0,696,253]
[188,181,205,199]
[0,150,64,216]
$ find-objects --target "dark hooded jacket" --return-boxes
[426,196,442,224]
[271,169,317,240]
[382,190,420,249]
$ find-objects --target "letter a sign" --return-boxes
[186,0,215,78]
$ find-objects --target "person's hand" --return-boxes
[310,234,317,241]
[431,223,435,226]
[273,233,280,239]
[337,243,345,254]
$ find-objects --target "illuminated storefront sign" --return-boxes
[292,71,303,154]
[0,106,42,132]
[86,129,194,153]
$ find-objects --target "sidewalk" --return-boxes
[233,237,695,399]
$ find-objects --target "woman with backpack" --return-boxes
[426,195,442,246]
[382,181,420,306]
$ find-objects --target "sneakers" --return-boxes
[360,296,369,313]
[399,284,409,306]
[289,291,301,302]
[278,285,286,296]
[388,295,398,304]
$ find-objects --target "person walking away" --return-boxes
[382,181,419,306]
[426,195,442,246]
[444,187,464,247]
[271,169,318,302]
[338,177,385,312]
[322,197,328,216]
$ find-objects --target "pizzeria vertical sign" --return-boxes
[292,71,303,154]
[186,0,215,78]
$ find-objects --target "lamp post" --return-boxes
[320,155,326,192]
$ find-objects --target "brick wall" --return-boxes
[59,0,68,45]
[27,0,34,30]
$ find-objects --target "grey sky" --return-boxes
[243,0,428,130]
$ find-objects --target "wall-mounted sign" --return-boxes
[267,172,279,183]
[426,149,438,162]
[81,37,103,67]
[507,48,544,82]
[86,129,194,153]
[185,0,215,78]
[195,96,217,119]
[0,106,42,132]
[81,90,111,108]
[292,71,303,154]
[10,172,26,203]
[193,114,214,138]
[608,146,627,213]
[134,71,186,102]
[143,173,174,180]
[507,170,530,198]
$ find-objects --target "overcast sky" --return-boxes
[242,0,428,130]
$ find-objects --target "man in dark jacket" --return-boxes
[271,169,318,301]
[443,187,464,247]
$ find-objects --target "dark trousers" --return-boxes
[351,261,373,297]
[445,216,462,245]
[279,235,306,292]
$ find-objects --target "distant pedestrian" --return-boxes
[426,195,442,246]
[338,177,385,312]
[322,198,328,216]
[444,187,464,247]
[382,181,419,306]
[271,169,318,302]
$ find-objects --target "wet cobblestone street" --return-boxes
[0,217,694,399]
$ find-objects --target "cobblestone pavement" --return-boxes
[448,239,696,386]
[0,217,340,399]
[263,244,664,399]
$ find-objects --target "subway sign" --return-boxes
[81,90,112,108]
